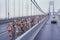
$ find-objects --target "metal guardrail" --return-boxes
[16,16,48,40]
[0,15,42,24]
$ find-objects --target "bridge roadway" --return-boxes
[0,16,60,40]
[34,16,60,40]
[0,23,10,40]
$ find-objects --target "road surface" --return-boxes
[34,16,60,40]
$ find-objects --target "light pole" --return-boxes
[5,0,7,19]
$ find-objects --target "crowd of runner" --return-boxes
[7,15,46,40]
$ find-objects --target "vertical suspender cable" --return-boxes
[22,0,23,17]
[53,2,54,16]
[14,0,15,17]
[0,0,1,19]
[34,4,35,16]
[31,1,32,18]
[19,0,20,17]
[26,0,28,16]
[26,0,27,16]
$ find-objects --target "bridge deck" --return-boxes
[0,23,9,40]
[34,16,60,40]
[0,16,60,40]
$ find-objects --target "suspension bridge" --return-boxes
[0,0,60,40]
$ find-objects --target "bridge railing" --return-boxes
[16,16,48,40]
[0,15,46,24]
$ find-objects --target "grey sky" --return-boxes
[0,0,60,19]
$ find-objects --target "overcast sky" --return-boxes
[0,0,60,19]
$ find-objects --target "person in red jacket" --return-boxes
[8,22,13,40]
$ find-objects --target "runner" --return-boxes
[8,22,13,40]
[28,18,31,28]
[30,18,35,27]
[22,18,28,32]
[14,19,22,37]
[14,19,19,37]
[16,19,22,36]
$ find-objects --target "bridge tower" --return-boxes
[49,1,55,16]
